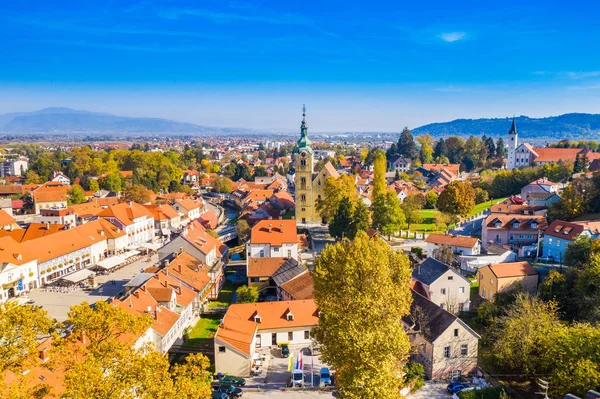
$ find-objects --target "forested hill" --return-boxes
[412,113,600,139]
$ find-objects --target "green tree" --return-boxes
[88,179,100,192]
[474,187,489,204]
[25,170,44,184]
[433,139,448,160]
[235,219,251,242]
[425,190,438,209]
[235,286,259,304]
[348,200,370,239]
[329,197,354,240]
[121,184,151,204]
[401,194,424,230]
[101,171,123,193]
[316,175,358,222]
[212,176,233,194]
[417,134,434,164]
[69,184,87,205]
[312,232,413,399]
[397,127,416,159]
[496,138,506,158]
[372,190,405,238]
[437,181,475,216]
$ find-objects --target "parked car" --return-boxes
[280,343,290,358]
[319,367,332,386]
[291,369,304,387]
[447,382,470,394]
[218,383,243,398]
[219,376,246,387]
[211,392,229,399]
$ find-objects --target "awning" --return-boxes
[141,242,162,251]
[62,269,95,283]
[95,256,125,270]
[123,250,140,258]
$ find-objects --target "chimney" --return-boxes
[45,222,50,230]
[141,285,146,291]
[133,291,139,298]
[39,347,49,362]
[178,247,183,255]
[163,279,168,288]
[153,274,160,280]
[177,264,182,273]
[77,331,87,345]
[175,286,181,295]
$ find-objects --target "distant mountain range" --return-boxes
[412,113,600,140]
[3,108,600,140]
[0,107,255,135]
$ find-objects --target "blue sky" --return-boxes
[1,0,600,131]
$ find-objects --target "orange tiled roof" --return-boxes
[165,251,212,294]
[216,300,318,355]
[425,233,479,248]
[115,288,179,337]
[423,163,460,176]
[279,272,314,300]
[199,210,218,230]
[487,261,538,278]
[533,148,600,163]
[250,220,297,246]
[97,201,153,226]
[144,204,179,221]
[247,257,287,277]
[0,223,67,243]
[182,220,224,256]
[33,190,67,203]
[0,209,16,226]
[175,198,202,212]
[0,236,34,265]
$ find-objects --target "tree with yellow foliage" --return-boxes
[316,174,358,222]
[312,232,413,399]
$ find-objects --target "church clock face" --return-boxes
[301,152,306,157]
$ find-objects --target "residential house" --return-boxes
[0,156,28,177]
[412,258,471,313]
[477,261,539,301]
[520,178,559,201]
[403,290,480,380]
[489,196,547,216]
[34,207,77,228]
[32,191,68,214]
[387,155,412,172]
[246,257,313,300]
[97,201,155,247]
[198,209,218,230]
[182,170,201,185]
[542,220,600,262]
[163,250,213,308]
[173,198,203,223]
[144,204,181,237]
[0,237,38,301]
[158,220,228,300]
[49,171,71,185]
[247,220,299,261]
[214,300,318,377]
[425,234,481,258]
[481,214,547,257]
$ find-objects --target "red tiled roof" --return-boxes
[425,233,479,248]
[250,220,297,246]
[487,261,538,278]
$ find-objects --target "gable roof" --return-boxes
[216,300,318,355]
[544,220,585,241]
[115,288,179,337]
[181,220,226,257]
[485,261,538,278]
[247,257,288,278]
[175,198,202,212]
[425,233,479,248]
[412,257,469,286]
[33,190,67,203]
[143,204,179,221]
[271,258,305,287]
[164,251,212,294]
[403,289,459,342]
[97,201,153,225]
[0,236,34,266]
[279,272,314,300]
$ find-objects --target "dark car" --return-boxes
[280,343,290,358]
[218,383,243,398]
[447,382,470,394]
[219,375,246,387]
[211,392,229,399]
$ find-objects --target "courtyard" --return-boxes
[28,253,158,321]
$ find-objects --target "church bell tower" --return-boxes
[294,105,314,224]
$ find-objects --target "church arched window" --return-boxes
[300,159,307,166]
[301,194,306,201]
[300,177,306,184]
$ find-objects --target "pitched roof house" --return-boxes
[412,258,471,314]
[477,261,538,301]
[424,234,481,258]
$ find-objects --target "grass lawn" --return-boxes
[468,197,508,217]
[208,280,235,308]
[282,210,296,220]
[184,314,221,346]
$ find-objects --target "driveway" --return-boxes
[265,346,330,388]
[28,253,158,321]
[407,381,450,399]
[245,392,334,399]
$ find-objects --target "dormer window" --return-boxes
[287,312,294,321]
[512,222,520,229]
[254,314,262,323]
[495,222,502,228]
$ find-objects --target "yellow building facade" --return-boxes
[294,106,339,224]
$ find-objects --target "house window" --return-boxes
[489,291,493,300]
[440,304,445,310]
[448,276,453,280]
[454,329,459,337]
[219,346,226,353]
[459,287,465,294]
[512,223,520,228]
[518,234,524,239]
[490,279,494,284]
[288,332,293,341]
[272,333,277,345]
[548,238,553,244]
[461,344,468,356]
[304,330,310,339]
[482,287,486,297]
[441,288,446,295]
[287,250,292,257]
[273,247,280,252]
[458,302,465,312]
[444,346,451,358]
[259,250,265,258]
[250,277,260,283]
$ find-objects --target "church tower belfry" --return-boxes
[507,117,518,170]
[294,105,314,224]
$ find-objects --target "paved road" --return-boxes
[451,216,485,237]
[407,381,451,399]
[28,253,158,322]
[245,392,335,399]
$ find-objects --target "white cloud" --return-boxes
[566,71,600,79]
[439,31,466,43]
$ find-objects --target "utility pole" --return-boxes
[311,342,314,387]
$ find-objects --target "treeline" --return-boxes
[549,139,600,151]
[386,127,506,172]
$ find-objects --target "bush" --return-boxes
[459,387,510,399]
[474,188,489,205]
[411,247,425,259]
[235,285,259,304]
[403,361,425,392]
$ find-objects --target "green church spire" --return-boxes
[296,104,313,153]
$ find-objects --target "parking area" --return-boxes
[261,346,330,388]
[407,381,451,399]
[245,392,335,399]
[28,254,158,321]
